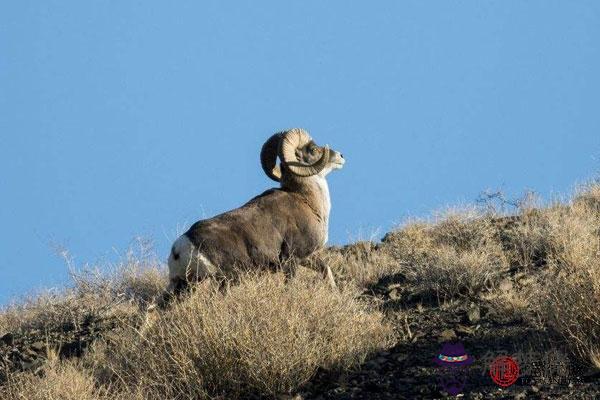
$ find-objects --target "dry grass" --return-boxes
[92,272,394,399]
[382,208,509,300]
[532,188,600,368]
[0,353,108,400]
[1,267,393,399]
[308,241,398,288]
[0,250,166,336]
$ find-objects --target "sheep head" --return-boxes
[260,128,344,182]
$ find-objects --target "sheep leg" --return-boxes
[311,252,337,290]
[323,264,338,290]
[282,260,298,283]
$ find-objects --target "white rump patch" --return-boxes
[168,235,217,282]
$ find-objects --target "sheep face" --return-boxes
[295,140,345,176]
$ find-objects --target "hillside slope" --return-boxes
[1,184,600,399]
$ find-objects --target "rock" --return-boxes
[455,324,474,335]
[20,360,35,371]
[518,276,535,286]
[388,288,401,300]
[24,348,38,359]
[467,304,480,323]
[438,329,457,342]
[277,395,303,400]
[530,385,540,393]
[514,391,527,400]
[31,341,45,352]
[411,332,425,343]
[0,333,14,346]
[395,353,408,363]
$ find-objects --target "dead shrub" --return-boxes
[482,284,535,325]
[0,356,107,400]
[573,182,600,215]
[531,185,600,368]
[538,263,600,368]
[383,209,508,300]
[311,241,398,288]
[0,288,134,337]
[499,208,552,269]
[95,272,394,399]
[0,243,166,336]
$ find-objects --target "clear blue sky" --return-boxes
[1,2,599,304]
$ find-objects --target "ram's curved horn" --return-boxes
[280,128,330,177]
[260,133,283,182]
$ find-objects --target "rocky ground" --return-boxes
[300,273,600,400]
[0,313,121,384]
[1,271,599,399]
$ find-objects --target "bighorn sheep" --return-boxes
[166,128,345,295]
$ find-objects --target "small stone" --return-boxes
[389,288,401,300]
[514,391,527,400]
[411,332,425,342]
[31,341,45,351]
[467,305,481,323]
[24,348,37,358]
[20,360,34,371]
[438,329,457,342]
[455,324,474,335]
[277,395,303,400]
[0,332,14,345]
[518,276,535,286]
[395,353,408,363]
[530,385,540,393]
